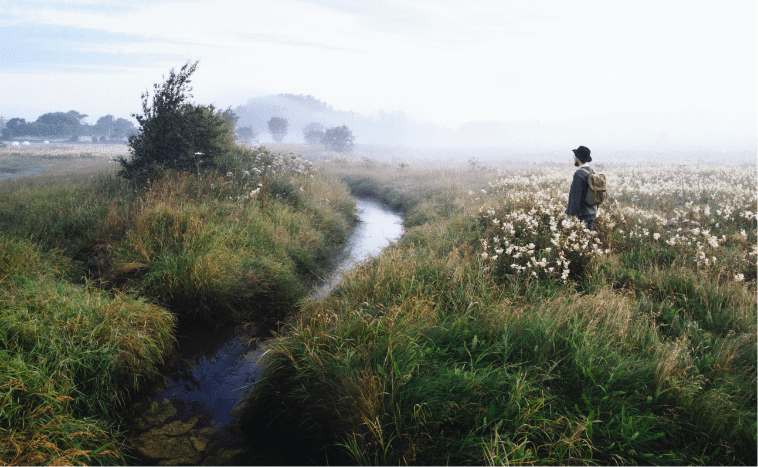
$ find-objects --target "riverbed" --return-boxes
[125,198,404,465]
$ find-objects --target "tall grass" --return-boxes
[1,145,356,321]
[104,170,354,320]
[308,154,496,227]
[0,143,359,464]
[0,235,175,465]
[238,154,757,465]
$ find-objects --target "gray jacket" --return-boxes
[566,166,598,217]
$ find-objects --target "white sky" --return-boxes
[0,0,755,147]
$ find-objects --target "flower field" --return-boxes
[477,164,756,286]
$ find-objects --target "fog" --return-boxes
[234,94,756,165]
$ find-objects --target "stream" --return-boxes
[126,199,404,465]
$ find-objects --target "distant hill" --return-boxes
[234,94,757,157]
[234,94,411,146]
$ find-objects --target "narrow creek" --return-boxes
[125,198,404,465]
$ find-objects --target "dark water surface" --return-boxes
[127,198,404,465]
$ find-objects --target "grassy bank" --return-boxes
[0,235,175,465]
[239,153,757,465]
[0,144,356,464]
[306,151,498,229]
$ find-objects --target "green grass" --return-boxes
[0,145,358,465]
[0,154,356,320]
[2,145,755,465]
[0,235,175,465]
[237,154,757,465]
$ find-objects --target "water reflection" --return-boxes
[312,198,404,300]
[154,324,263,427]
[137,198,404,463]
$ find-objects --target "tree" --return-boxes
[5,118,28,139]
[95,116,137,139]
[304,129,325,145]
[65,111,87,138]
[322,125,355,152]
[66,110,88,125]
[118,61,237,181]
[302,122,325,144]
[33,112,81,137]
[267,116,288,142]
[236,125,257,142]
[220,107,238,134]
[94,115,116,138]
[113,118,137,139]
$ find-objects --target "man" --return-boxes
[565,145,597,230]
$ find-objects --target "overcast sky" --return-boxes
[1,0,755,148]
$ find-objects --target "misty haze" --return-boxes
[224,92,755,166]
[1,2,756,465]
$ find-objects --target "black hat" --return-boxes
[572,146,592,162]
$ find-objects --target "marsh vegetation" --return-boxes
[238,151,757,465]
[0,142,755,465]
[0,143,355,464]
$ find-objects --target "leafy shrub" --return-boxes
[118,61,237,182]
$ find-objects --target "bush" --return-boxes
[118,61,237,182]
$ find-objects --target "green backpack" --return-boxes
[581,167,607,206]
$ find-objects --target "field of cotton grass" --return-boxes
[239,152,757,465]
[477,164,756,286]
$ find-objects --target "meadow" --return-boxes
[0,143,355,464]
[238,150,757,465]
[0,142,755,465]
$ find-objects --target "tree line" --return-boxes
[0,111,137,141]
[253,116,354,152]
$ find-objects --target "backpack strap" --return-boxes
[580,167,595,175]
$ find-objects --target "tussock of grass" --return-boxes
[0,235,176,465]
[103,171,354,320]
[1,163,356,320]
